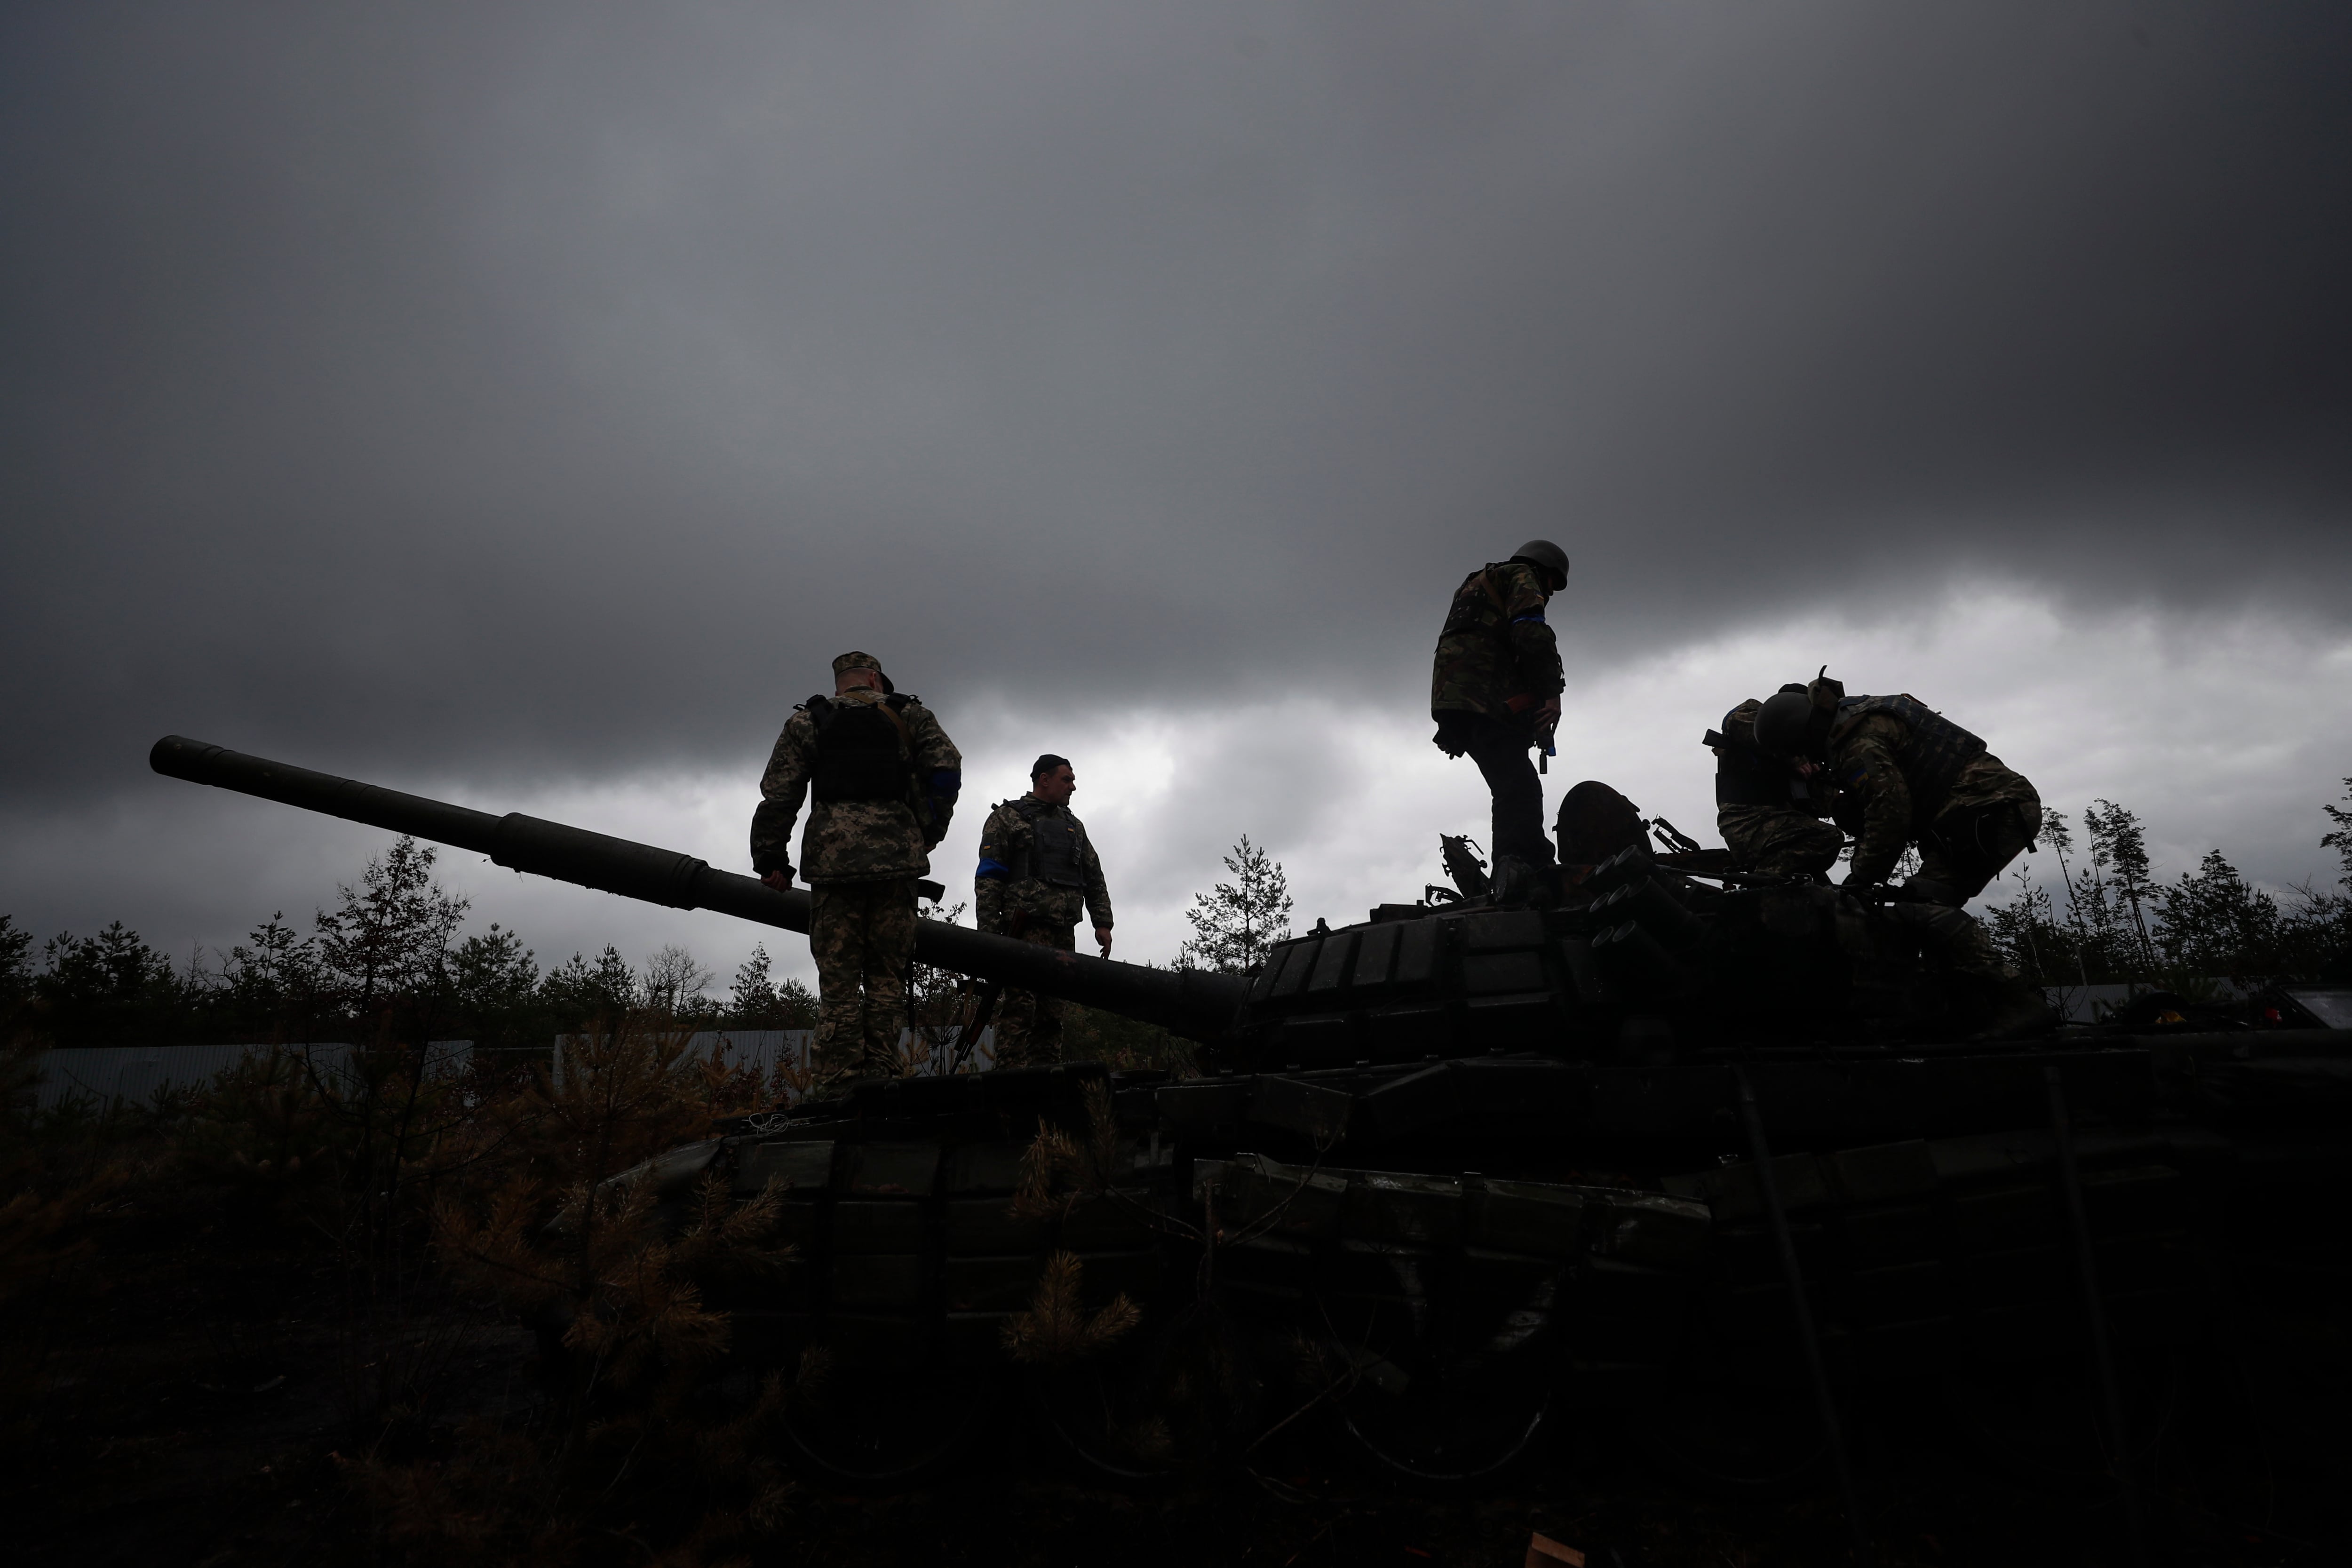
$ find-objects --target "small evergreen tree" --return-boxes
[314,836,469,1019]
[540,947,639,1028]
[33,922,186,1045]
[448,924,539,1051]
[723,944,817,1031]
[775,976,818,1028]
[728,944,779,1026]
[224,912,319,1003]
[1177,836,1292,975]
[2085,800,2158,976]
[1985,860,2065,987]
[0,915,32,1031]
[2154,850,2281,980]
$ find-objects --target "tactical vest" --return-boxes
[1015,798,1092,890]
[1434,565,1515,666]
[1829,694,1985,820]
[807,694,914,804]
[1711,706,1827,813]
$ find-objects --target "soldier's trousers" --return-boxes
[1888,787,2043,985]
[1914,791,2043,904]
[808,878,918,1087]
[1719,805,1844,878]
[992,923,1074,1069]
[1460,719,1556,870]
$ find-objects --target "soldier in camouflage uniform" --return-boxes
[974,754,1113,1067]
[1709,689,1844,878]
[751,652,962,1089]
[1755,677,2048,1035]
[1430,540,1569,902]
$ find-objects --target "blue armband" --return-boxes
[1511,611,1546,625]
[931,768,962,797]
[975,857,1012,881]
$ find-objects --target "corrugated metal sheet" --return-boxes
[34,1041,472,1112]
[684,1029,815,1079]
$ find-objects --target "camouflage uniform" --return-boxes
[1827,695,2040,983]
[1712,698,1844,878]
[750,657,961,1087]
[974,795,1113,1067]
[1429,560,1565,871]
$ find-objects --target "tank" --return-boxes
[150,735,2352,1517]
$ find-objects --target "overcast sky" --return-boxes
[4,2,2348,990]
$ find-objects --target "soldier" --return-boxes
[1709,687,1844,879]
[750,652,962,1090]
[1430,540,1570,903]
[973,754,1114,1067]
[1753,676,2048,1035]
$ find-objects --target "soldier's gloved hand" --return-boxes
[761,866,794,890]
[1095,926,1113,957]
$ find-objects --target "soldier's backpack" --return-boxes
[807,693,915,804]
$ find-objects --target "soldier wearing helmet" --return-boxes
[751,652,963,1089]
[1710,686,1845,879]
[1754,674,2048,1035]
[1430,540,1570,903]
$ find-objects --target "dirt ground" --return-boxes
[9,1186,2344,1568]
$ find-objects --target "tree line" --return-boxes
[0,837,820,1052]
[1980,781,2352,988]
[1,825,1303,1054]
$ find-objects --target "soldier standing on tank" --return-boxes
[1753,675,2049,1035]
[973,754,1113,1067]
[1710,687,1845,879]
[1430,540,1570,904]
[751,652,962,1090]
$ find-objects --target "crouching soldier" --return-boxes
[1709,687,1845,879]
[974,754,1113,1067]
[1753,676,2049,1037]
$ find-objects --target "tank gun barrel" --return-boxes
[149,736,1248,1042]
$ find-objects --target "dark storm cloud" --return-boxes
[3,0,2348,815]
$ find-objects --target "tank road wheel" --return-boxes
[1316,1279,1554,1489]
[1030,1299,1268,1483]
[779,1352,999,1490]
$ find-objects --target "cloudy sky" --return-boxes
[4,1,2348,991]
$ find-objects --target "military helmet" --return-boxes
[1556,779,1644,866]
[1509,539,1570,592]
[1752,689,1818,760]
